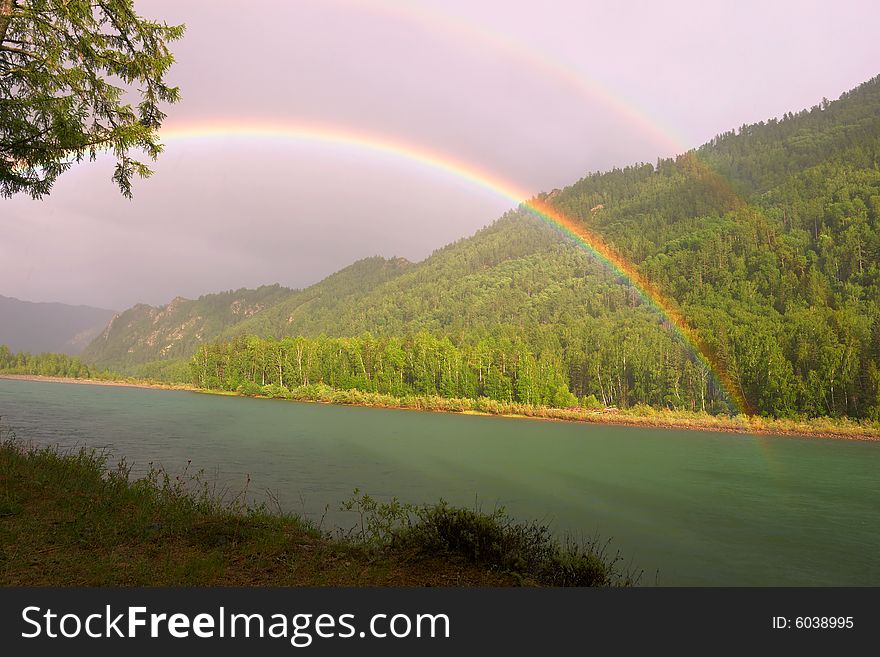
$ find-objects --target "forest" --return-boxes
[65,76,880,420]
[0,345,108,379]
[189,330,725,413]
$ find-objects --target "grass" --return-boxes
[227,383,880,440]
[340,489,639,587]
[0,426,636,587]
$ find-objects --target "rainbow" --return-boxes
[337,1,746,209]
[340,0,684,154]
[160,122,748,413]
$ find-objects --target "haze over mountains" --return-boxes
[0,295,115,356]
[29,75,880,418]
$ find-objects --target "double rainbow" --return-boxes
[160,122,747,413]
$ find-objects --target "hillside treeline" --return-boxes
[191,331,729,413]
[83,76,880,419]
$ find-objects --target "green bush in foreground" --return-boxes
[0,424,635,587]
[340,490,639,587]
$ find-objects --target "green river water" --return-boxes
[1,378,878,585]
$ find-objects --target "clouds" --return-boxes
[3,141,511,308]
[4,0,879,308]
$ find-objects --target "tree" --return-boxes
[0,0,184,198]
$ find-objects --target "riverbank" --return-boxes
[0,437,632,586]
[2,373,879,441]
[0,373,201,392]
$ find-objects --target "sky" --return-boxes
[4,0,880,310]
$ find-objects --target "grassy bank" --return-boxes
[0,433,636,586]
[3,373,880,441]
[258,384,880,440]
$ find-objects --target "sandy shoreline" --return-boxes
[2,373,878,442]
[0,373,199,392]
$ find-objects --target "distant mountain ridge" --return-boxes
[78,75,880,418]
[0,295,116,355]
[81,256,413,368]
[80,284,294,367]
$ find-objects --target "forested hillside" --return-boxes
[81,257,413,368]
[542,76,880,418]
[82,75,880,419]
[80,284,294,367]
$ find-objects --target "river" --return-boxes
[2,378,878,585]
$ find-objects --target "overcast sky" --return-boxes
[4,0,880,309]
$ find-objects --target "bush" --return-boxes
[261,384,291,399]
[289,383,335,402]
[237,380,262,396]
[404,503,553,575]
[551,385,579,408]
[581,394,603,410]
[339,491,638,587]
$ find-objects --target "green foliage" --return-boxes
[81,285,294,368]
[127,357,191,382]
[87,76,880,419]
[339,490,637,586]
[0,433,635,585]
[339,488,413,546]
[0,344,113,378]
[191,332,586,408]
[81,259,413,369]
[581,394,603,410]
[0,0,184,197]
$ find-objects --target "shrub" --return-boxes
[581,394,602,410]
[403,502,553,575]
[237,380,262,396]
[261,384,290,399]
[339,491,638,587]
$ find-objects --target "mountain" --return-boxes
[81,256,412,368]
[0,295,116,355]
[79,284,293,367]
[81,75,880,418]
